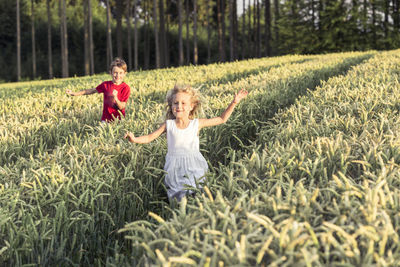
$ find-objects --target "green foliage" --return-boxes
[2,0,400,83]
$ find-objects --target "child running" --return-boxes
[124,84,248,202]
[66,57,131,122]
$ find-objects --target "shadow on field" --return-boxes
[202,53,376,166]
[200,58,315,88]
[139,58,315,103]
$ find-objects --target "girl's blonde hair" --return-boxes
[165,84,202,120]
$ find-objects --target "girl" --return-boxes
[124,85,248,202]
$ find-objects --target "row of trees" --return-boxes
[4,0,400,82]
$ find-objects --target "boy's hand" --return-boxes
[124,132,136,143]
[112,89,118,98]
[66,89,74,96]
[233,89,248,104]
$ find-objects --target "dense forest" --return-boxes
[1,0,399,82]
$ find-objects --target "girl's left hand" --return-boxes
[124,132,136,143]
[233,89,248,104]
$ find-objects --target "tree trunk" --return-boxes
[394,0,400,31]
[248,0,251,57]
[290,0,296,51]
[60,0,64,76]
[222,0,226,61]
[46,0,53,78]
[165,1,170,66]
[178,0,184,65]
[274,0,279,55]
[350,0,360,50]
[217,0,226,62]
[159,0,167,67]
[253,0,257,57]
[84,0,90,75]
[153,0,160,68]
[311,0,315,28]
[371,0,376,48]
[233,0,238,60]
[63,0,68,77]
[116,0,123,58]
[144,0,150,69]
[185,0,190,64]
[16,0,21,81]
[60,0,68,78]
[229,0,234,61]
[264,0,271,56]
[134,0,138,70]
[397,0,400,30]
[127,0,132,70]
[256,0,261,57]
[31,0,36,78]
[193,0,198,64]
[207,0,211,63]
[217,0,223,61]
[106,0,113,67]
[384,0,389,43]
[317,0,323,47]
[242,0,245,59]
[88,0,94,74]
[363,0,367,35]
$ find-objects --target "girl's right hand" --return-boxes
[66,89,74,96]
[124,132,136,143]
[233,89,249,104]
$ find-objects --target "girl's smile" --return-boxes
[172,92,194,119]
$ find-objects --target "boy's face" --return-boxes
[111,66,126,85]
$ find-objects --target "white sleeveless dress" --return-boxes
[164,119,208,201]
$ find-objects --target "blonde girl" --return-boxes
[124,85,248,201]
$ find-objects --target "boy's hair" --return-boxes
[109,57,127,73]
[165,84,202,120]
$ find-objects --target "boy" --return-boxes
[66,58,131,122]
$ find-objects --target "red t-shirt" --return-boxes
[96,81,131,121]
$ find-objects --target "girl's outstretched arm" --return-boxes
[124,123,166,144]
[199,89,248,129]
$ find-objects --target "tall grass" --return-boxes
[3,50,399,266]
[120,50,400,266]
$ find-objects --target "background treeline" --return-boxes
[2,0,400,82]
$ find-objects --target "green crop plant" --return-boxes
[120,50,400,266]
[3,49,400,266]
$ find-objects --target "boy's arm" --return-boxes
[199,89,248,129]
[112,90,127,110]
[124,123,166,144]
[66,88,97,96]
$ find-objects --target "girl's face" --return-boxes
[172,92,194,119]
[111,66,126,85]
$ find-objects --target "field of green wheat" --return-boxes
[1,49,399,266]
